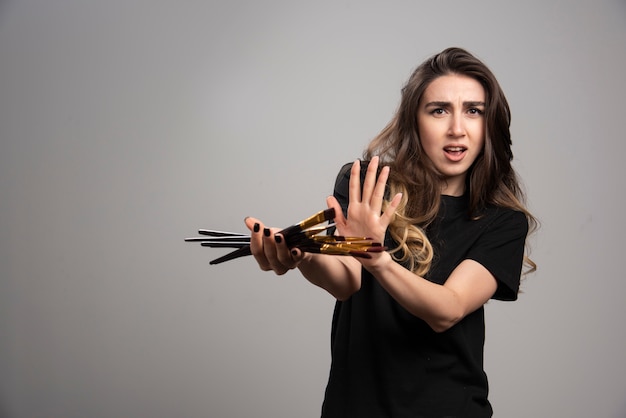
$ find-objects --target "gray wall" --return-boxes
[1,0,625,417]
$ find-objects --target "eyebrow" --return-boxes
[424,101,486,107]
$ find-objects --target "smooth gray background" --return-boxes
[1,0,625,417]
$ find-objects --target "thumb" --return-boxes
[381,192,402,227]
[326,196,346,226]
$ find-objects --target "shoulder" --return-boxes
[334,160,372,186]
[335,162,353,182]
[480,206,529,238]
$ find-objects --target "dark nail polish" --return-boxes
[253,223,260,233]
[275,235,282,244]
[291,250,298,256]
[263,228,270,237]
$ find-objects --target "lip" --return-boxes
[443,145,467,162]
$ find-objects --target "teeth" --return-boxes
[445,147,465,152]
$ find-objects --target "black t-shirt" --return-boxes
[321,163,528,418]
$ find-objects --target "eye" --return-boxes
[430,108,445,116]
[467,108,484,116]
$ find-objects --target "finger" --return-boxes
[371,165,390,214]
[244,216,258,232]
[245,217,271,271]
[326,195,346,231]
[289,247,306,263]
[262,227,285,273]
[380,192,403,227]
[291,248,304,262]
[262,228,278,268]
[361,156,380,205]
[349,159,362,205]
[274,233,297,271]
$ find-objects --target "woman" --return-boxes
[245,47,536,417]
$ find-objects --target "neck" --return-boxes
[441,178,466,196]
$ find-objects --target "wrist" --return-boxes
[361,250,393,275]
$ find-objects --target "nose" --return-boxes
[448,114,466,137]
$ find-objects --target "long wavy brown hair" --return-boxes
[364,47,537,276]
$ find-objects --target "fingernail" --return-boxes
[275,235,282,244]
[291,250,298,256]
[253,223,260,233]
[263,228,270,237]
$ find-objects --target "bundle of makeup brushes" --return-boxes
[185,208,386,265]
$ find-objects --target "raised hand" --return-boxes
[327,156,402,248]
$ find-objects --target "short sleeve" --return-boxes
[467,209,529,301]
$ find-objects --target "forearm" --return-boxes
[364,253,490,332]
[297,253,361,301]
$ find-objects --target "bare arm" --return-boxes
[296,252,361,301]
[362,253,497,332]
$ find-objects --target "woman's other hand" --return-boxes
[244,217,307,275]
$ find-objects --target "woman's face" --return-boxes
[417,74,486,196]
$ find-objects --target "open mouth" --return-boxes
[444,146,467,156]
